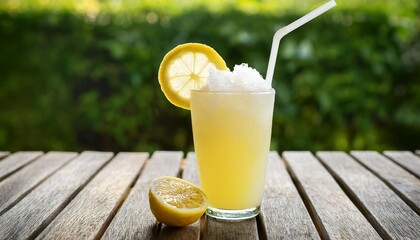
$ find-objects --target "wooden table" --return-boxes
[0,150,419,239]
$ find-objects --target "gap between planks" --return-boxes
[0,152,78,216]
[0,151,114,240]
[36,152,149,240]
[316,151,420,240]
[282,152,326,239]
[101,151,184,240]
[262,152,320,240]
[0,151,10,160]
[350,151,420,215]
[94,153,150,240]
[283,151,381,240]
[0,151,44,181]
[383,151,420,179]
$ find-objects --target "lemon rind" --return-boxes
[158,43,228,110]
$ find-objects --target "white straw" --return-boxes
[266,0,336,86]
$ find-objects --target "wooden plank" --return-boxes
[0,151,78,215]
[182,153,200,185]
[203,218,258,240]
[157,152,201,240]
[351,151,420,214]
[0,151,10,159]
[383,151,420,178]
[260,152,319,239]
[102,151,183,240]
[36,152,148,240]
[0,151,113,240]
[283,151,380,240]
[317,151,420,239]
[0,151,43,181]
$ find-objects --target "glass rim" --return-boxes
[190,88,275,94]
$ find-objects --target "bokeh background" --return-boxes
[0,0,419,153]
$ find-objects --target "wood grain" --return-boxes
[0,151,43,181]
[102,151,183,240]
[260,152,319,239]
[0,151,10,159]
[0,151,113,240]
[183,153,200,185]
[383,151,420,179]
[317,151,420,239]
[36,152,148,240]
[157,152,201,240]
[203,217,258,240]
[351,151,420,214]
[0,151,77,215]
[283,151,380,240]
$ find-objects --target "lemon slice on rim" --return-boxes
[149,176,208,227]
[158,43,228,110]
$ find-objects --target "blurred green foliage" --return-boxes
[0,2,419,152]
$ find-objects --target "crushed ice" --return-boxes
[201,64,271,91]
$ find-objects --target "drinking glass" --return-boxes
[190,89,275,220]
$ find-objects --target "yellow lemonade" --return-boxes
[190,90,275,215]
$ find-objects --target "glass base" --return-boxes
[206,206,260,220]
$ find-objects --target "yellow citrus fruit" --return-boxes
[148,176,208,227]
[158,43,228,110]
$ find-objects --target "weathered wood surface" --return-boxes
[0,151,77,215]
[0,151,43,181]
[317,151,420,239]
[283,151,380,240]
[260,152,319,240]
[383,151,420,179]
[351,151,420,214]
[1,150,419,239]
[0,151,10,159]
[102,151,183,240]
[203,217,258,240]
[36,152,148,240]
[0,151,113,240]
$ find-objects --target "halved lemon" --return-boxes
[158,43,228,110]
[149,176,208,227]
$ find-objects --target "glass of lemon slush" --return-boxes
[191,88,274,220]
[159,43,275,220]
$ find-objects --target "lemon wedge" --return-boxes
[158,43,228,110]
[149,176,208,227]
